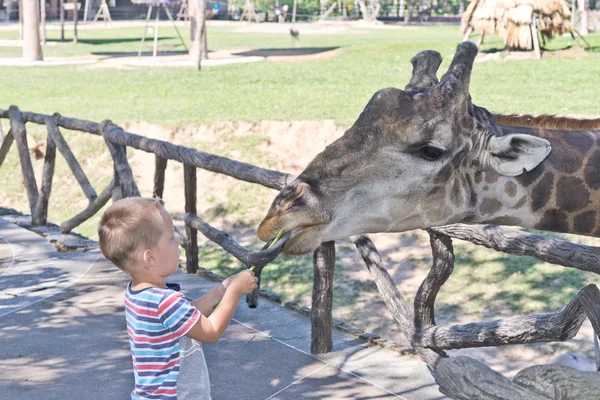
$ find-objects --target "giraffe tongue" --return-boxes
[247,231,292,268]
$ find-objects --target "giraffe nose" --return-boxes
[263,181,309,219]
[278,181,308,208]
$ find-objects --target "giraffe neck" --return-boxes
[470,125,600,237]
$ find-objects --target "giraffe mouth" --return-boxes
[279,224,327,255]
[247,230,294,268]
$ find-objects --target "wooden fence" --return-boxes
[1,105,599,399]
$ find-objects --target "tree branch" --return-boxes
[431,224,600,275]
[414,285,596,350]
[414,230,454,331]
[351,234,443,366]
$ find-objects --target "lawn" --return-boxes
[1,22,599,352]
[1,23,599,125]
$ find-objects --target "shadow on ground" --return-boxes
[232,47,339,57]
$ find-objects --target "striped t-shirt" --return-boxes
[125,282,201,400]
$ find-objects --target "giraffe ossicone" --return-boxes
[258,42,600,256]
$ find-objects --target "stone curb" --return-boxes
[0,207,417,358]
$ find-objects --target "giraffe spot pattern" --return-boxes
[531,173,554,212]
[564,131,593,154]
[515,196,527,208]
[505,181,517,198]
[556,176,590,212]
[479,198,503,215]
[516,163,545,187]
[536,209,569,232]
[547,134,587,174]
[584,150,600,190]
[573,211,596,234]
[485,172,499,184]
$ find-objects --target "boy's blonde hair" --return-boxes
[98,197,166,271]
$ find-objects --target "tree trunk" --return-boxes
[72,0,78,43]
[19,0,24,40]
[404,0,412,23]
[189,0,205,70]
[22,0,43,61]
[40,0,46,45]
[579,0,589,36]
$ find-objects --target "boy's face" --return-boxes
[152,207,182,277]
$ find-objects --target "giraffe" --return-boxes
[257,41,600,256]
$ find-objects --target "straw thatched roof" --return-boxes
[462,0,573,50]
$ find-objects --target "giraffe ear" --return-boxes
[486,134,552,177]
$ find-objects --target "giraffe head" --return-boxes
[258,42,551,255]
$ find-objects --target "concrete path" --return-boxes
[0,217,445,399]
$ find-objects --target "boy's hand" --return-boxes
[229,270,258,295]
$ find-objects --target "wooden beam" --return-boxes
[414,230,454,331]
[184,164,198,273]
[60,178,114,233]
[32,132,56,226]
[352,234,443,366]
[1,110,293,191]
[0,109,101,134]
[111,167,122,202]
[414,285,594,350]
[99,120,292,191]
[45,115,97,202]
[435,356,550,400]
[0,129,14,168]
[431,224,600,275]
[311,241,335,354]
[9,106,39,217]
[184,213,268,308]
[153,155,167,199]
[100,121,140,199]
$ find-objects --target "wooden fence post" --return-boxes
[100,120,140,199]
[0,129,14,168]
[33,127,56,226]
[184,164,198,273]
[153,155,167,199]
[60,179,114,233]
[311,241,335,354]
[46,115,97,202]
[112,167,122,202]
[9,106,39,218]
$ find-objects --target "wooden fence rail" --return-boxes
[1,106,599,398]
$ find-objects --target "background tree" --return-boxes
[22,0,43,61]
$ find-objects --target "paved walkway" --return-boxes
[0,217,445,399]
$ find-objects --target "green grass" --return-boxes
[2,23,600,340]
[1,24,599,125]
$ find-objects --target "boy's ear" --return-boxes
[142,249,155,265]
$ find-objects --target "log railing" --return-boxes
[1,106,599,399]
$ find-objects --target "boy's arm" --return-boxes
[185,287,242,343]
[191,274,236,316]
[191,284,226,317]
[185,270,256,344]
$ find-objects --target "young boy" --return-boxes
[98,197,257,400]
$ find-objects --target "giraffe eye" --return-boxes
[419,146,445,161]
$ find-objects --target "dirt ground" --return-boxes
[120,119,598,378]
